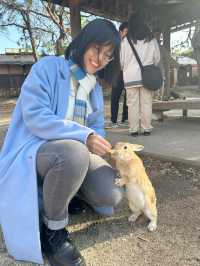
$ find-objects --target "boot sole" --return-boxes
[47,254,85,266]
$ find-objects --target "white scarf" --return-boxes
[66,60,96,125]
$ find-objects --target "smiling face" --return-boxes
[83,43,114,74]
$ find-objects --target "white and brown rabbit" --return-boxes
[110,142,157,231]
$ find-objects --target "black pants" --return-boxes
[111,72,128,123]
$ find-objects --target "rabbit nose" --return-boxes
[109,150,115,155]
[109,149,114,154]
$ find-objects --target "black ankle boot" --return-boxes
[41,224,86,266]
[68,196,87,215]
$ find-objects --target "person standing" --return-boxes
[108,22,128,128]
[121,13,160,136]
[0,19,123,266]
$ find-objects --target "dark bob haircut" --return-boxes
[65,18,121,86]
[128,13,153,44]
[119,21,128,32]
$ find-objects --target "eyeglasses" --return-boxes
[91,45,114,64]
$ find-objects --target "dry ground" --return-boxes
[0,125,200,266]
[69,157,200,266]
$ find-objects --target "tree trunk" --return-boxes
[21,10,38,62]
[68,0,81,39]
[162,25,171,99]
[195,53,200,89]
[191,21,200,89]
[55,31,65,56]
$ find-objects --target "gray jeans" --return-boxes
[36,139,122,230]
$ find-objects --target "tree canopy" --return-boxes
[0,0,73,60]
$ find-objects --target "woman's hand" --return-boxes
[86,134,112,156]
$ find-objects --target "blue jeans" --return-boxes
[36,139,123,230]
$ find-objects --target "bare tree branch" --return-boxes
[0,0,87,56]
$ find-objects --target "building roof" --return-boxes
[51,0,200,30]
[0,54,35,65]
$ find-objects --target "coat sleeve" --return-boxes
[20,57,94,144]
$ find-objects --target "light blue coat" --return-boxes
[0,56,105,264]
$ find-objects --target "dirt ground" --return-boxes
[0,125,200,266]
[70,157,200,266]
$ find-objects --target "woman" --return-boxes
[108,21,128,128]
[121,13,160,136]
[0,19,122,266]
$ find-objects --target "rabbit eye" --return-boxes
[124,146,127,149]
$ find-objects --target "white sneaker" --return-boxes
[105,122,119,129]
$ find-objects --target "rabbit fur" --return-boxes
[110,142,157,231]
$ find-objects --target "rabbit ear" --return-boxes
[131,144,144,151]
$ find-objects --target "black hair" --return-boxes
[153,27,162,34]
[128,13,153,44]
[119,21,128,32]
[65,18,121,86]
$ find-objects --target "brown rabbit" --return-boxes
[110,142,157,231]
